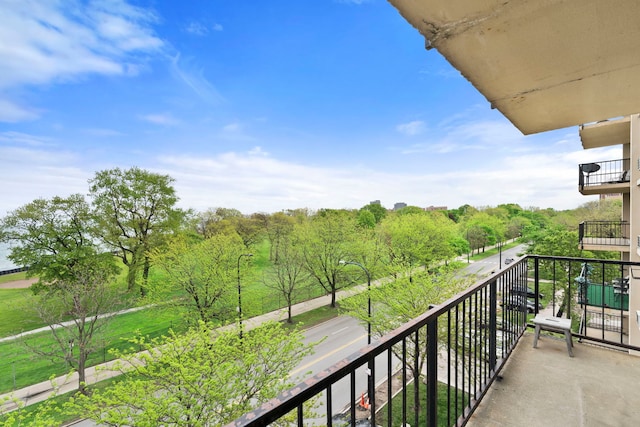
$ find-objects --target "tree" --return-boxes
[264,212,295,263]
[89,167,183,295]
[340,269,471,388]
[263,237,310,323]
[357,209,376,229]
[73,321,316,426]
[0,194,99,287]
[30,260,119,395]
[150,233,247,325]
[379,212,457,280]
[297,211,359,308]
[359,202,387,224]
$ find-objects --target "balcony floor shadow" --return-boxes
[467,331,640,427]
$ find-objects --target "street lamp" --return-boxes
[339,260,372,344]
[237,253,253,338]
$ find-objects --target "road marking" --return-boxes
[290,334,366,377]
[332,326,349,335]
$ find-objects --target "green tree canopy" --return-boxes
[89,167,183,295]
[0,194,112,287]
[150,233,248,325]
[73,321,316,426]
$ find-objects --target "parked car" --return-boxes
[510,285,544,300]
[501,297,543,313]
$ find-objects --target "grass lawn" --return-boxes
[0,271,27,284]
[377,380,469,426]
[0,306,186,394]
[0,374,123,427]
[0,288,46,337]
[470,240,522,261]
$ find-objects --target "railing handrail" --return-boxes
[228,254,640,426]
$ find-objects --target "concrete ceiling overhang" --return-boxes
[387,0,640,135]
[579,117,630,149]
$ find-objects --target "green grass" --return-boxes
[0,271,28,284]
[377,380,469,426]
[282,304,341,330]
[0,374,123,427]
[0,288,44,336]
[470,241,521,261]
[0,306,186,394]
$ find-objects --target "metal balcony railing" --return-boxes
[578,158,630,190]
[578,221,630,249]
[227,256,640,427]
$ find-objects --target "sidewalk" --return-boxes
[0,305,154,344]
[0,284,367,413]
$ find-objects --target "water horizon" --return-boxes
[0,242,18,271]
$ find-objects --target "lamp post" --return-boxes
[340,260,373,413]
[339,260,371,344]
[237,253,253,338]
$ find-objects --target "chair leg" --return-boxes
[564,331,574,357]
[533,325,541,348]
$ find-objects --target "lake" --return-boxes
[0,242,17,271]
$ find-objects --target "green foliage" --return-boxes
[89,167,184,294]
[71,321,316,426]
[149,233,248,325]
[359,202,387,223]
[340,269,472,380]
[380,212,457,277]
[357,209,376,228]
[297,212,361,307]
[0,194,115,287]
[0,305,185,394]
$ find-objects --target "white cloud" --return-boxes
[0,145,89,216]
[223,122,241,133]
[396,120,425,136]
[170,54,225,105]
[0,136,597,219]
[185,21,208,36]
[140,113,180,126]
[0,99,39,122]
[0,131,53,147]
[185,21,223,35]
[0,0,163,90]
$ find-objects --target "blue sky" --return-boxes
[0,0,616,216]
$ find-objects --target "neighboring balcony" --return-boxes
[579,220,630,252]
[578,158,630,195]
[229,256,640,427]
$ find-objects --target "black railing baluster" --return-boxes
[326,385,332,427]
[402,338,407,427]
[387,348,392,427]
[489,278,497,373]
[427,316,438,427]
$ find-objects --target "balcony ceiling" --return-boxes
[387,0,640,135]
[579,117,630,149]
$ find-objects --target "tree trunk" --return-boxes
[78,351,88,395]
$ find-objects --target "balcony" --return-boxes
[579,221,630,252]
[228,256,640,426]
[578,158,630,195]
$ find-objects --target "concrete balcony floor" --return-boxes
[468,332,640,427]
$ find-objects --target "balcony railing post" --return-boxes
[426,316,438,427]
[489,278,497,372]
